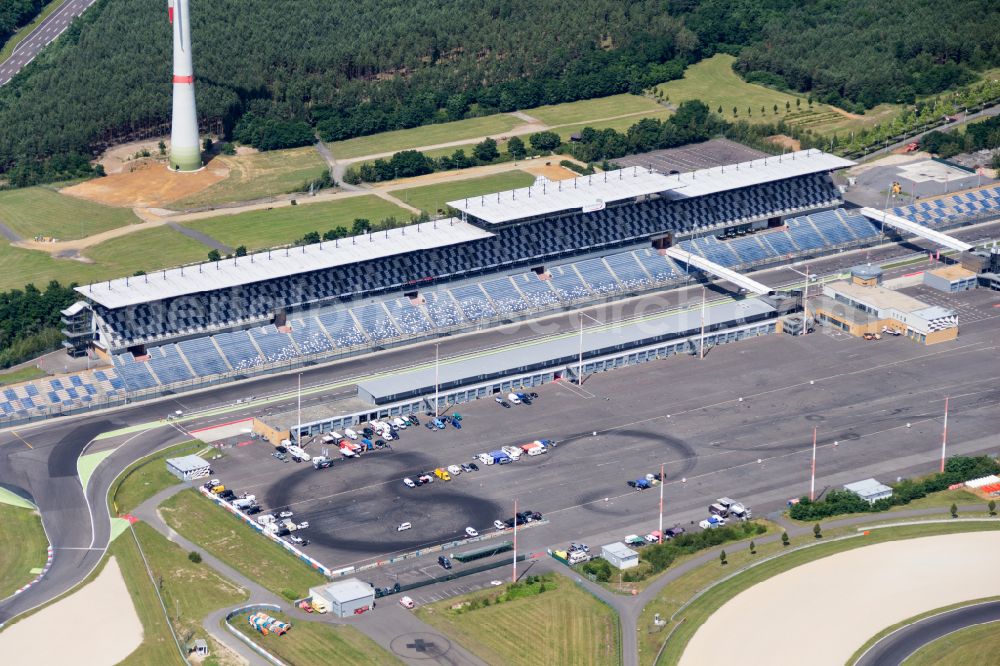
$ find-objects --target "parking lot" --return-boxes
[206,285,1000,588]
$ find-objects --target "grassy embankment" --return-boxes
[160,489,327,600]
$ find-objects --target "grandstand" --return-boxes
[0,152,992,425]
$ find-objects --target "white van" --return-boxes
[567,550,590,565]
[507,392,522,404]
[344,428,358,440]
[476,453,493,465]
[392,417,408,429]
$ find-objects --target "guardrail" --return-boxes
[224,604,287,666]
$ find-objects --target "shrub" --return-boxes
[781,532,790,547]
[281,588,298,601]
[188,551,202,563]
[582,558,613,582]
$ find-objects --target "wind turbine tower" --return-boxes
[168,0,201,172]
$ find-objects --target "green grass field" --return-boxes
[330,115,522,160]
[0,503,48,600]
[529,94,663,126]
[115,521,248,666]
[0,222,208,292]
[0,0,62,64]
[160,489,327,599]
[183,195,411,250]
[554,109,673,141]
[656,54,809,125]
[0,366,46,386]
[393,170,536,214]
[903,617,1000,665]
[108,440,205,515]
[645,521,1000,666]
[233,610,398,664]
[416,574,619,666]
[0,187,140,240]
[174,147,329,209]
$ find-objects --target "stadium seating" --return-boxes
[178,336,230,376]
[888,186,1000,227]
[351,303,400,342]
[384,298,434,336]
[93,173,844,348]
[450,283,497,322]
[287,317,335,356]
[546,265,590,301]
[574,258,622,294]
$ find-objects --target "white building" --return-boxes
[843,478,893,504]
[309,579,374,617]
[165,454,210,481]
[601,542,639,570]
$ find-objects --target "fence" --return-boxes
[572,578,624,666]
[224,604,287,666]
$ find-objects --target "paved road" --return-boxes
[0,220,996,627]
[857,102,1000,163]
[0,0,97,86]
[855,599,1000,666]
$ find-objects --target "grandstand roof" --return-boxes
[76,219,494,309]
[448,149,854,224]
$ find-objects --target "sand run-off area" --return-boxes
[682,530,1000,666]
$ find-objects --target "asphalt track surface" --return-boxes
[0,221,997,626]
[0,1,97,86]
[856,600,1000,666]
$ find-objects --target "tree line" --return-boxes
[789,456,1000,521]
[0,280,78,369]
[0,0,46,45]
[2,0,997,183]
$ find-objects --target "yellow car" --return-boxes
[434,468,451,481]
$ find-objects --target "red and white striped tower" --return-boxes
[168,0,201,171]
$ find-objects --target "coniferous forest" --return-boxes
[0,0,997,183]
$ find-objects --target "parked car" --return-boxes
[344,428,358,440]
[468,462,480,472]
[433,418,446,429]
[297,521,309,529]
[664,527,686,538]
[529,392,539,399]
[403,477,416,488]
[452,413,463,421]
[500,400,511,408]
[244,505,262,515]
[399,596,415,609]
[450,417,462,429]
[460,463,473,473]
[279,511,294,519]
[408,415,420,426]
[434,468,451,481]
[447,464,462,476]
[289,535,304,545]
[362,427,375,438]
[418,474,434,484]
[465,526,479,537]
[494,519,506,530]
[494,396,504,404]
[425,421,436,430]
[397,522,412,531]
[438,555,452,570]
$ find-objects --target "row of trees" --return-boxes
[0,281,78,369]
[789,456,1000,521]
[346,131,566,184]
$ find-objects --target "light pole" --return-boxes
[577,311,603,385]
[940,396,949,473]
[512,497,518,583]
[296,373,302,444]
[810,426,818,501]
[699,286,706,359]
[434,343,440,417]
[787,264,813,335]
[658,462,665,544]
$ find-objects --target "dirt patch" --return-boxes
[766,134,801,151]
[62,159,229,208]
[523,161,580,181]
[0,556,143,666]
